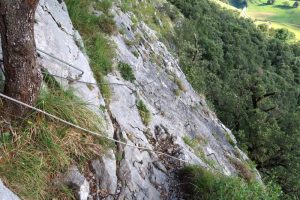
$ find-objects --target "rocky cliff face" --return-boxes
[1,0,259,199]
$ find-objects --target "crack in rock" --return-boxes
[41,4,73,36]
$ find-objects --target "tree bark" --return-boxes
[0,0,41,120]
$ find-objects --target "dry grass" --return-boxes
[228,156,256,183]
[0,88,113,199]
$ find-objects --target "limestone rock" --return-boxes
[7,0,261,199]
[0,181,20,200]
[64,166,90,200]
[91,150,118,195]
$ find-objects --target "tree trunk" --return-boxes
[0,0,41,120]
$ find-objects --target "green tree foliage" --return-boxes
[168,0,300,198]
[274,28,295,41]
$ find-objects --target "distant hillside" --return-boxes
[230,0,300,40]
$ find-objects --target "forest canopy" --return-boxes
[167,0,300,199]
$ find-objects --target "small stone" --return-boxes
[167,148,173,154]
[0,180,20,200]
[63,166,90,200]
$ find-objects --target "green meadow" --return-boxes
[246,0,300,40]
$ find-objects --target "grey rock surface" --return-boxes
[0,181,20,200]
[35,0,115,134]
[0,0,260,199]
[92,150,118,195]
[64,166,90,200]
[103,5,259,198]
[35,0,103,110]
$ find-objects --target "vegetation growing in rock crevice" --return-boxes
[118,0,175,41]
[118,62,136,82]
[168,0,300,198]
[179,165,282,200]
[136,100,151,126]
[65,0,116,103]
[183,136,216,168]
[0,85,111,199]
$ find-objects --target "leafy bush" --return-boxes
[179,166,282,200]
[136,100,151,126]
[118,62,136,82]
[273,28,295,41]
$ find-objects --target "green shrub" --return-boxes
[98,15,117,35]
[136,100,151,126]
[132,50,140,58]
[183,136,199,149]
[179,166,282,200]
[168,0,300,197]
[118,62,136,82]
[95,0,113,14]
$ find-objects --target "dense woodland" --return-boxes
[168,0,300,198]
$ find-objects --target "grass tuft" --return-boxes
[98,14,117,35]
[95,0,113,14]
[179,165,282,200]
[0,87,113,199]
[65,0,115,102]
[225,132,236,146]
[175,77,187,92]
[118,62,136,82]
[136,100,151,126]
[228,156,256,183]
[183,136,215,168]
[119,0,174,40]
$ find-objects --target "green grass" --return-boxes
[211,0,240,11]
[95,0,114,14]
[0,86,112,199]
[118,62,136,82]
[246,0,300,23]
[225,132,236,146]
[227,156,256,182]
[183,136,215,168]
[119,0,175,39]
[243,0,300,40]
[174,77,187,92]
[179,166,282,200]
[65,0,115,102]
[136,100,151,126]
